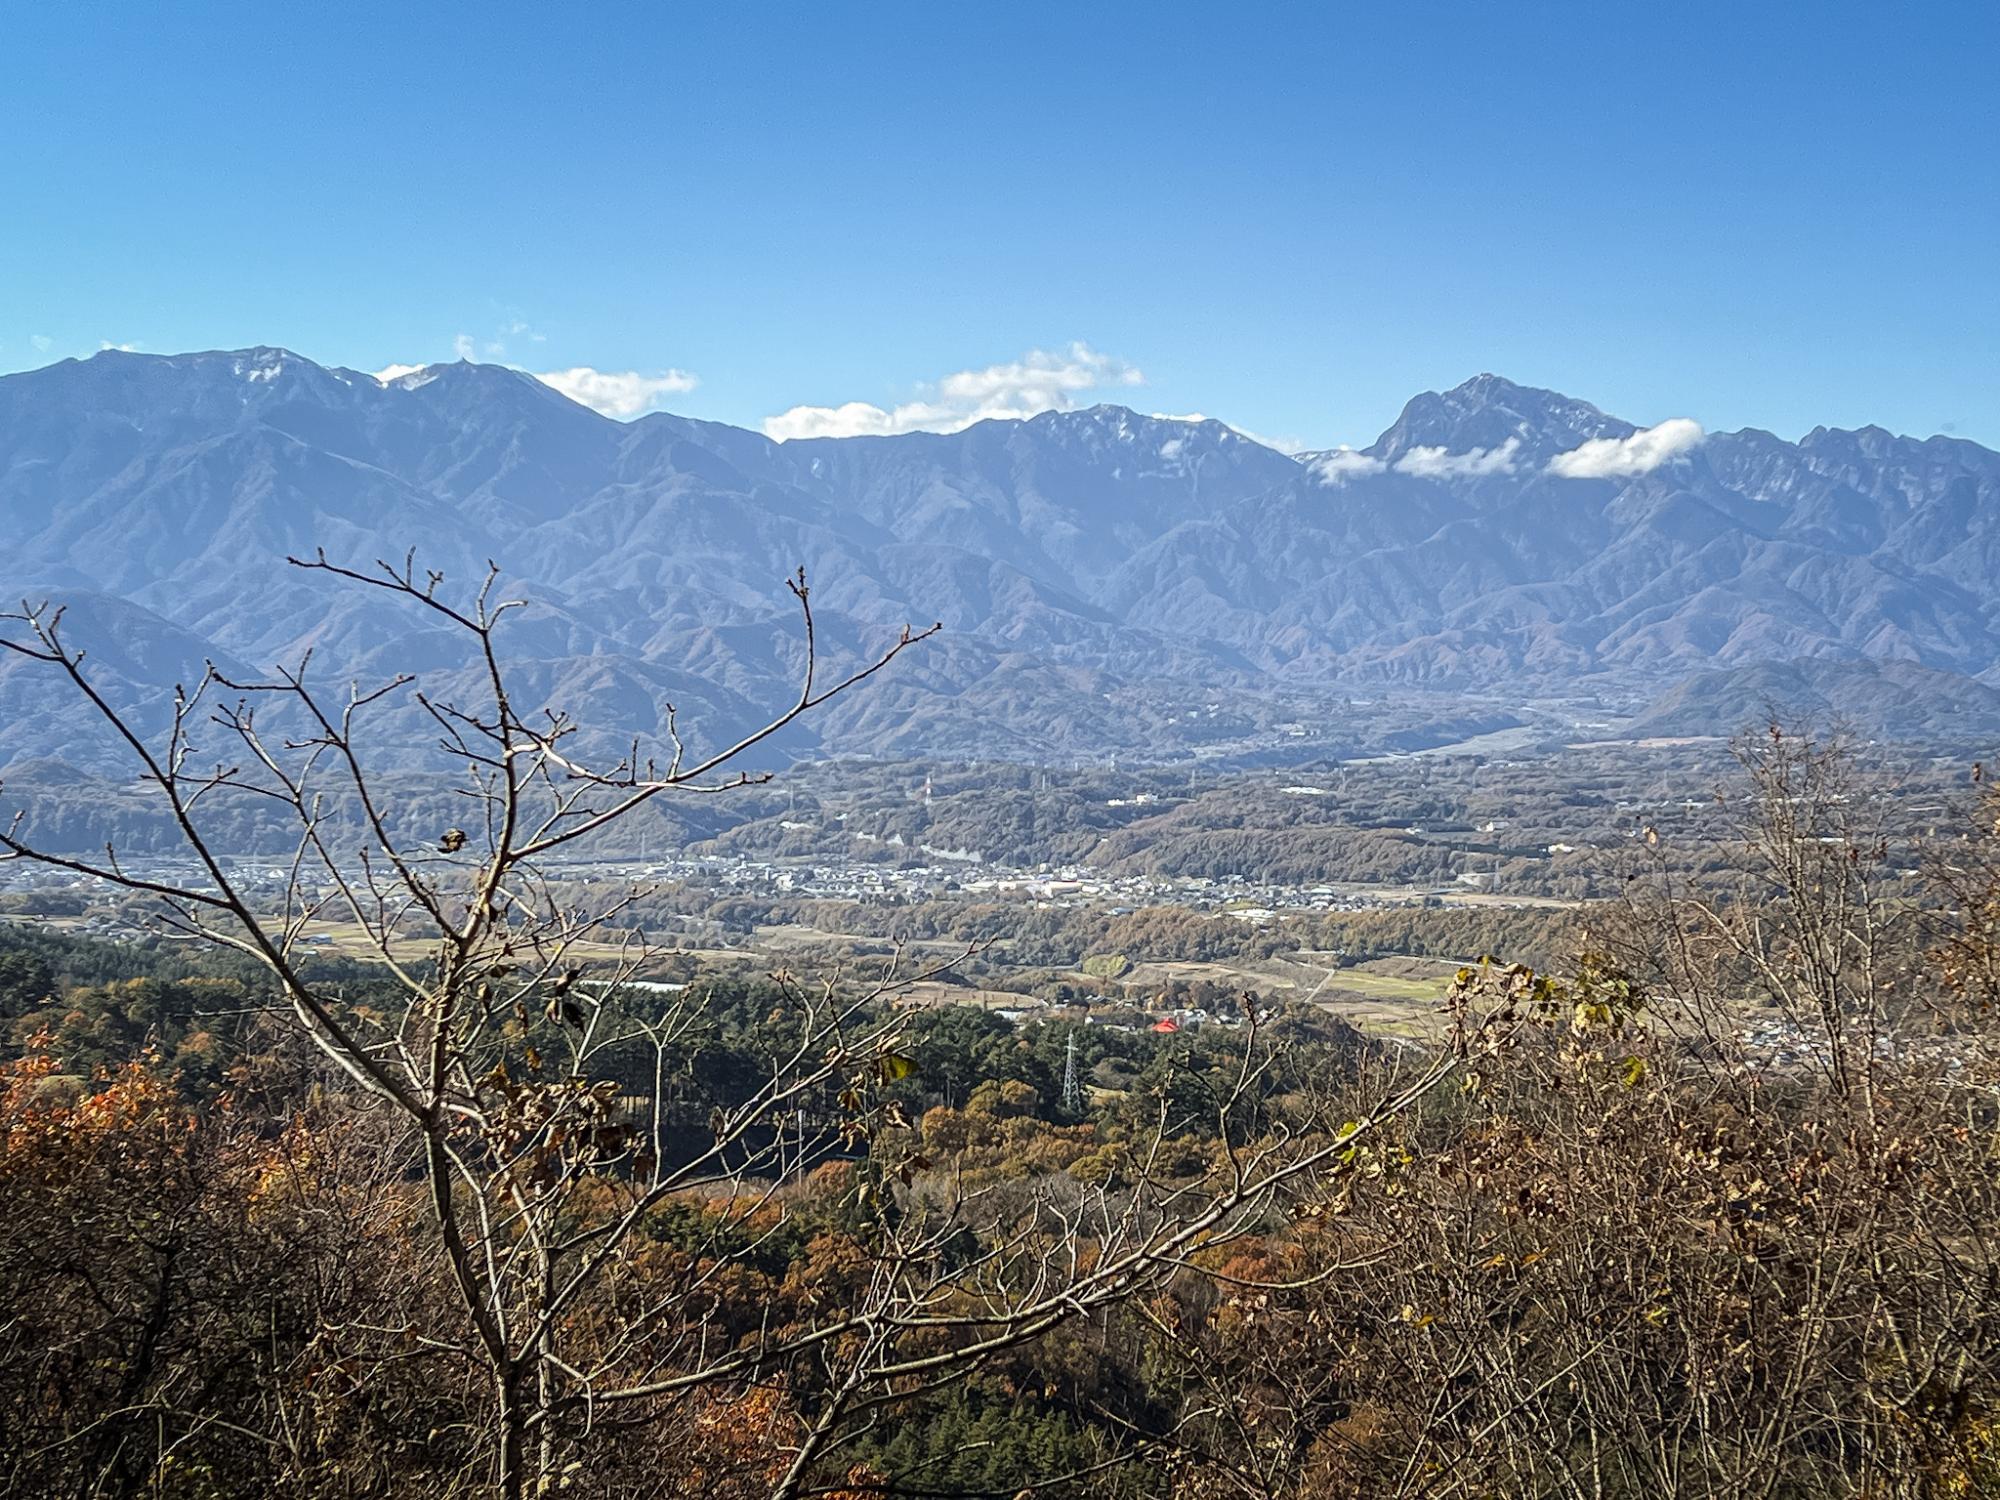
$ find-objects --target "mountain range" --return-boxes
[3,347,1998,775]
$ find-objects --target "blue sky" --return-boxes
[6,1,1996,448]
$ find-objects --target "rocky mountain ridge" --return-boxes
[3,348,1996,771]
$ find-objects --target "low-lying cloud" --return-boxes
[1309,447,1387,484]
[1393,436,1521,479]
[368,358,700,419]
[763,342,1144,441]
[532,366,699,419]
[1548,417,1704,478]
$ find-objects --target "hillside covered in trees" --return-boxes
[5,728,2000,1497]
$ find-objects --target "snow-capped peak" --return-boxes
[231,350,292,383]
[373,362,441,391]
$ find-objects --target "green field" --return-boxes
[1315,968,1450,1001]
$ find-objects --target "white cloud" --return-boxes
[30,334,52,353]
[1393,436,1520,479]
[1547,417,1705,479]
[366,359,699,416]
[762,341,1144,441]
[936,343,1141,409]
[764,400,915,441]
[444,317,547,363]
[1309,447,1387,484]
[531,365,699,419]
[98,340,140,353]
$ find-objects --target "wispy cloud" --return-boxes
[763,342,1144,441]
[531,366,699,418]
[29,334,52,354]
[447,316,549,363]
[98,340,140,353]
[1547,418,1704,478]
[1393,436,1520,479]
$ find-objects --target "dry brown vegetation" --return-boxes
[3,552,1998,1499]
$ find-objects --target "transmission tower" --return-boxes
[1061,1031,1086,1116]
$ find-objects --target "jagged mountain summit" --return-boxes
[2,347,1997,771]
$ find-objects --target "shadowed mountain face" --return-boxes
[3,347,1998,771]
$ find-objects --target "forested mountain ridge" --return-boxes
[4,347,1998,771]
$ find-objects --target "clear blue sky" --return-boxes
[6,1,1996,447]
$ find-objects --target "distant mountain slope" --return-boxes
[1624,658,2000,741]
[2,348,1996,771]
